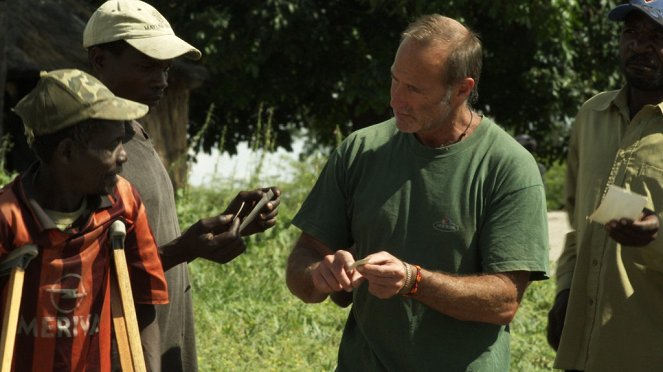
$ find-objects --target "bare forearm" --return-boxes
[286,233,359,305]
[286,244,329,303]
[158,237,191,271]
[414,269,529,325]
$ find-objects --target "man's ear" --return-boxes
[54,138,76,164]
[455,77,475,101]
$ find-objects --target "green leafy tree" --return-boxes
[146,0,621,162]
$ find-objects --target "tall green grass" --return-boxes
[178,148,559,371]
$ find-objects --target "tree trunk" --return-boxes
[0,2,7,142]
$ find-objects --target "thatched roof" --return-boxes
[1,0,207,185]
[6,0,90,77]
[4,0,206,84]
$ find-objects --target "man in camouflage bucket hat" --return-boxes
[17,69,148,145]
[0,69,168,371]
[84,2,281,370]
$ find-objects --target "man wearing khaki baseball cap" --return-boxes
[2,69,168,371]
[83,0,202,61]
[84,2,282,371]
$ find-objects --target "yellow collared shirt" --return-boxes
[555,86,663,371]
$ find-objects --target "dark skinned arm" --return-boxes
[159,187,281,270]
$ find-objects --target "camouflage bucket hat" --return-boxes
[13,69,148,144]
[83,0,202,61]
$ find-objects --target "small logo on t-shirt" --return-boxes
[18,273,98,338]
[433,217,459,232]
[46,273,87,313]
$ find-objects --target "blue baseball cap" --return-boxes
[609,0,663,26]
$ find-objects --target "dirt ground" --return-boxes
[548,210,571,262]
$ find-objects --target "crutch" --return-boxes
[0,244,38,372]
[109,221,146,372]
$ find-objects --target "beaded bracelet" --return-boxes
[407,265,422,296]
[399,260,412,295]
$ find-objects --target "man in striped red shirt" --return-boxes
[0,69,169,371]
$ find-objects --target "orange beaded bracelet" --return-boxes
[407,265,422,296]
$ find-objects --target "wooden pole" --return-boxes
[110,221,146,372]
[0,244,38,372]
[110,277,134,372]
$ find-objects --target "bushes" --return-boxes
[544,161,566,211]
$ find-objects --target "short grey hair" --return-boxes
[402,14,482,105]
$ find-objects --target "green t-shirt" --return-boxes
[293,117,549,371]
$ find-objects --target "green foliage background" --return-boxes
[141,0,621,164]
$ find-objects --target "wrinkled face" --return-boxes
[70,120,128,195]
[390,37,454,135]
[95,45,171,109]
[619,12,663,91]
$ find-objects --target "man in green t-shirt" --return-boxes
[286,14,549,370]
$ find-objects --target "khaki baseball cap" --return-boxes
[83,0,202,61]
[14,69,148,143]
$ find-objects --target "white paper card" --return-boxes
[588,185,647,224]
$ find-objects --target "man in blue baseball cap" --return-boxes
[549,1,663,370]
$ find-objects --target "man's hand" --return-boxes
[158,214,244,270]
[547,288,570,351]
[310,250,364,294]
[353,251,408,299]
[223,187,281,236]
[181,214,245,264]
[605,209,659,246]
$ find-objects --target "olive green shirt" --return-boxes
[294,117,549,371]
[555,87,663,371]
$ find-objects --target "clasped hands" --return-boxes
[180,187,280,264]
[310,250,410,299]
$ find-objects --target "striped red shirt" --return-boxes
[0,168,168,371]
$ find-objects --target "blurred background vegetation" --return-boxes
[127,0,621,166]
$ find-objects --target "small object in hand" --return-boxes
[239,189,275,233]
[588,185,647,225]
[233,202,246,222]
[348,257,370,270]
